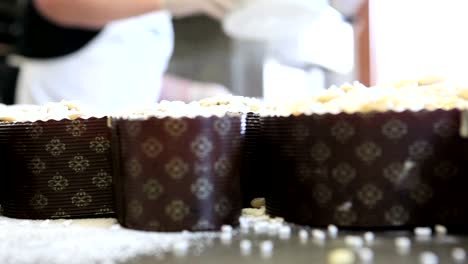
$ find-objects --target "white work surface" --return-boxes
[0,216,216,264]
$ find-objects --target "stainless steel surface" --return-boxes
[125,226,468,263]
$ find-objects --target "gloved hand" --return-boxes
[160,0,240,20]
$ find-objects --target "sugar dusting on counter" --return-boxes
[0,216,217,264]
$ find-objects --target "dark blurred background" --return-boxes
[0,0,23,104]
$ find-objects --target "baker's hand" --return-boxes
[161,0,239,20]
[160,74,231,102]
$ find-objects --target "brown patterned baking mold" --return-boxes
[111,114,244,232]
[0,118,115,219]
[262,109,468,228]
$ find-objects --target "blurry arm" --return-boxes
[160,74,230,102]
[34,0,163,29]
[34,0,239,29]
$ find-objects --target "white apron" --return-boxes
[15,11,174,113]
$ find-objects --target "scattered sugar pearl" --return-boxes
[357,247,374,263]
[395,237,411,255]
[298,229,309,243]
[435,225,447,236]
[414,227,432,237]
[271,217,285,224]
[312,229,326,241]
[172,240,190,257]
[327,225,338,238]
[239,216,249,226]
[344,236,363,248]
[63,220,73,227]
[419,251,438,264]
[268,222,281,236]
[364,232,375,244]
[239,217,251,233]
[278,225,292,240]
[395,237,411,248]
[239,240,252,256]
[260,240,274,258]
[254,221,269,235]
[452,248,466,262]
[328,248,355,264]
[221,225,233,233]
[220,231,233,245]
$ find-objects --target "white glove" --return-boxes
[161,0,239,20]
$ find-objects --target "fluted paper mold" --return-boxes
[0,118,115,219]
[263,110,468,228]
[111,115,243,232]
